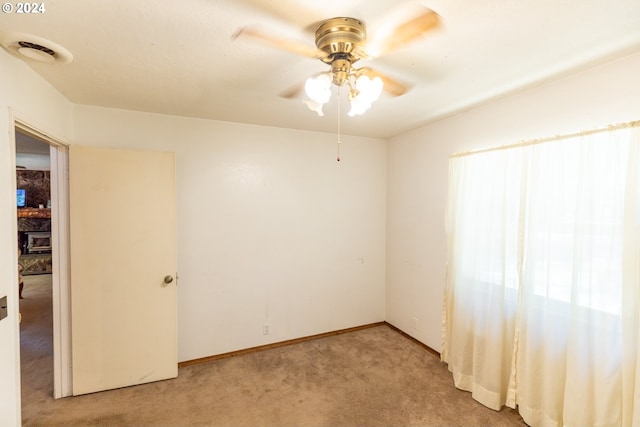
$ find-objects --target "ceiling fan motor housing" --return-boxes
[315,17,366,63]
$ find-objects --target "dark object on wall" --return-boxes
[0,296,7,321]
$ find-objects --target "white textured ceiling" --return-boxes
[1,0,640,139]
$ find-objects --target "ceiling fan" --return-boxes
[232,3,441,117]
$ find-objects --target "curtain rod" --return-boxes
[450,119,640,159]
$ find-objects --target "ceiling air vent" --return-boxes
[0,32,73,64]
[17,40,57,63]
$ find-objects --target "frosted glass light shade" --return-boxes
[304,99,325,116]
[304,74,332,104]
[357,75,383,102]
[348,75,383,116]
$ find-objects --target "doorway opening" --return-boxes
[13,121,71,403]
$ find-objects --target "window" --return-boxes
[442,122,640,427]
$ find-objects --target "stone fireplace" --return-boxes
[17,169,53,274]
[17,208,52,275]
[26,231,52,253]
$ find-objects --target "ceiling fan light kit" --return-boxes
[303,71,383,117]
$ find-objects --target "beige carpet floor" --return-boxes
[20,276,527,427]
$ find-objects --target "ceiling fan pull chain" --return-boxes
[337,86,342,162]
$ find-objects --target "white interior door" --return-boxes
[69,145,177,395]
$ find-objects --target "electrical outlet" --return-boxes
[263,324,270,335]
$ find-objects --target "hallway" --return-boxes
[19,273,53,420]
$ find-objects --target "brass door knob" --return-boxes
[164,275,174,284]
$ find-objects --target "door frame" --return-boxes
[12,112,72,398]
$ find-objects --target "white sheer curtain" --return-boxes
[442,123,640,427]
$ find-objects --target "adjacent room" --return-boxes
[1,1,639,426]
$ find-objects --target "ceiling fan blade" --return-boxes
[279,70,328,99]
[358,68,410,97]
[279,82,305,99]
[240,0,323,30]
[367,5,441,57]
[232,26,328,60]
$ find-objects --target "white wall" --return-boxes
[73,106,387,361]
[386,51,640,351]
[0,49,73,426]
